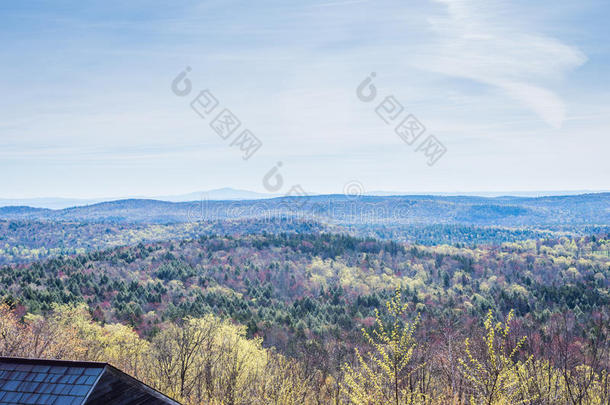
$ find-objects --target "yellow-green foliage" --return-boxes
[458,310,536,404]
[342,287,424,405]
[0,303,316,405]
[0,302,607,405]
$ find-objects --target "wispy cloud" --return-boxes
[420,0,586,128]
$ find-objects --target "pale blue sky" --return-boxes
[1,0,608,198]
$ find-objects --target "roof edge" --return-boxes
[82,364,108,404]
[102,365,182,404]
[0,356,107,368]
[0,357,181,404]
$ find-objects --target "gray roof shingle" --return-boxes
[0,359,103,405]
[0,358,180,405]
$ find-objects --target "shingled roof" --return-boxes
[0,357,180,405]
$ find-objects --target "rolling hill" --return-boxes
[0,193,608,226]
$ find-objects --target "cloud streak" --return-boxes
[421,0,586,128]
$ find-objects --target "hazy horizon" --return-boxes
[1,188,608,210]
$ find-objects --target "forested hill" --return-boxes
[2,232,607,343]
[1,231,608,404]
[0,192,608,225]
[2,231,608,404]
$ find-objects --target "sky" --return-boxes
[0,0,609,199]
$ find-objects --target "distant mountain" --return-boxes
[156,188,279,202]
[0,198,110,210]
[0,188,279,209]
[4,189,607,209]
[0,193,608,227]
[365,190,609,197]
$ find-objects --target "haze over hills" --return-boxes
[155,187,279,202]
[1,192,607,265]
[0,188,279,209]
[0,192,608,227]
[1,189,607,209]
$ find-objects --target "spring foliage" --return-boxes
[0,300,608,404]
[342,287,422,405]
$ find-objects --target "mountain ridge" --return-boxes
[0,192,607,226]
